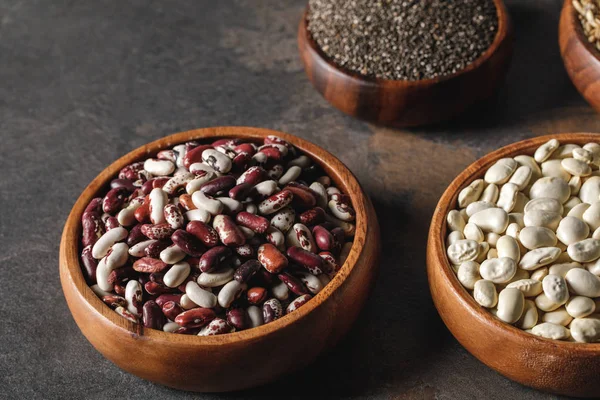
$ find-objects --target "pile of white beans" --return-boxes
[446,139,600,343]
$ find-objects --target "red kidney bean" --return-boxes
[319,252,339,274]
[151,177,170,189]
[262,298,283,323]
[83,198,103,216]
[213,215,246,247]
[235,244,255,258]
[118,162,144,181]
[141,179,155,195]
[226,307,248,330]
[212,138,241,147]
[80,245,98,285]
[247,287,267,304]
[155,293,183,307]
[157,149,176,162]
[234,259,261,283]
[179,194,197,211]
[286,294,312,314]
[237,166,267,186]
[113,284,126,296]
[277,272,309,295]
[175,307,216,328]
[330,227,345,253]
[107,266,137,285]
[162,301,184,321]
[199,175,236,196]
[140,223,174,240]
[232,152,254,171]
[144,281,177,296]
[81,211,104,248]
[286,246,324,275]
[258,147,284,161]
[235,212,269,234]
[186,221,219,247]
[229,183,253,201]
[144,240,171,258]
[199,246,232,273]
[134,197,151,223]
[102,295,127,309]
[126,223,147,246]
[102,187,131,214]
[257,244,288,273]
[143,301,166,330]
[233,143,256,155]
[110,178,137,192]
[150,272,166,285]
[183,145,213,168]
[258,190,294,215]
[133,257,169,273]
[105,216,120,231]
[285,185,316,208]
[313,225,335,252]
[264,135,292,149]
[300,207,326,226]
[171,229,205,257]
[174,326,201,335]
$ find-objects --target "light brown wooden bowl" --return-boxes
[559,0,600,113]
[297,0,514,127]
[60,126,380,392]
[427,133,600,397]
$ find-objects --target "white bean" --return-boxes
[191,190,224,216]
[570,318,600,342]
[529,177,571,204]
[496,288,524,323]
[519,226,557,250]
[457,261,481,289]
[508,165,532,190]
[531,322,570,340]
[185,281,217,308]
[469,208,509,234]
[542,274,569,305]
[197,267,235,287]
[496,235,520,261]
[507,279,543,297]
[144,158,175,176]
[91,226,128,259]
[566,296,596,318]
[579,176,600,204]
[463,223,484,242]
[562,158,591,177]
[534,139,560,163]
[447,210,466,232]
[163,262,190,288]
[583,202,600,231]
[473,280,498,308]
[484,158,517,185]
[518,247,561,270]
[565,268,600,297]
[496,183,519,212]
[567,239,600,263]
[516,299,538,329]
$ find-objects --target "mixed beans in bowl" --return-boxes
[60,127,379,391]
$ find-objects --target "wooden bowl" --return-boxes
[297,0,514,127]
[427,133,600,397]
[559,0,600,113]
[60,126,380,392]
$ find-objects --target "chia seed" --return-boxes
[307,0,499,81]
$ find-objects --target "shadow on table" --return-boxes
[223,194,450,398]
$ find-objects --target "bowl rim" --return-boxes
[300,0,511,87]
[60,126,369,346]
[565,0,600,64]
[430,132,600,350]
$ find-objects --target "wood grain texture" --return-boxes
[427,133,600,398]
[59,126,381,392]
[297,0,514,127]
[559,0,600,113]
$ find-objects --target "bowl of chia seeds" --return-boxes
[298,0,514,127]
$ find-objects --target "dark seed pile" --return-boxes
[307,0,499,81]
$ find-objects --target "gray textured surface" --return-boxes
[1,0,597,398]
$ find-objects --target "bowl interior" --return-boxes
[301,0,511,87]
[432,132,600,349]
[61,126,369,345]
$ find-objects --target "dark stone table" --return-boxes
[1,0,594,398]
